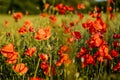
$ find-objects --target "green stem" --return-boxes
[64,65,67,80]
[105,0,110,41]
[49,54,53,80]
[34,58,40,77]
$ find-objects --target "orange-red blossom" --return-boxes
[1,43,18,64]
[12,63,28,75]
[35,26,51,40]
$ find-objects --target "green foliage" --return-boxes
[1,0,120,14]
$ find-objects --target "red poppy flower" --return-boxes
[113,34,120,39]
[77,47,87,58]
[55,3,63,11]
[113,41,120,47]
[18,25,28,34]
[58,45,69,54]
[81,54,95,68]
[12,63,28,75]
[56,53,71,66]
[4,20,9,27]
[56,59,63,66]
[39,54,49,61]
[77,3,85,9]
[49,15,57,23]
[45,3,50,9]
[6,51,18,64]
[94,44,112,63]
[24,47,36,57]
[40,13,48,17]
[24,20,33,26]
[107,6,112,12]
[13,12,23,22]
[67,37,74,44]
[40,61,49,70]
[87,33,103,48]
[71,31,82,40]
[67,6,75,12]
[40,61,49,75]
[94,6,100,11]
[69,22,74,27]
[110,13,115,20]
[110,50,118,58]
[35,26,51,40]
[1,43,14,57]
[113,61,120,71]
[77,13,84,20]
[30,77,40,80]
[63,25,71,33]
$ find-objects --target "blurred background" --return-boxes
[0,0,120,14]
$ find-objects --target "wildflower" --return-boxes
[6,51,18,64]
[18,20,34,34]
[35,26,51,40]
[55,3,63,11]
[49,15,57,23]
[82,18,106,34]
[30,77,40,80]
[40,13,47,17]
[113,34,120,39]
[87,33,103,48]
[77,47,87,58]
[110,13,115,20]
[81,54,95,68]
[29,26,35,32]
[24,47,36,57]
[94,6,100,11]
[18,25,28,34]
[77,3,85,9]
[69,22,74,27]
[94,44,112,63]
[63,26,71,33]
[67,37,74,44]
[58,45,69,54]
[110,50,118,58]
[1,43,14,57]
[113,61,120,71]
[90,11,101,18]
[40,61,49,75]
[40,61,49,70]
[24,20,33,26]
[56,59,63,66]
[77,13,84,20]
[71,31,82,40]
[113,41,120,47]
[13,12,23,22]
[1,43,18,64]
[59,9,66,15]
[39,54,49,61]
[4,20,9,27]
[56,53,71,66]
[45,3,50,9]
[107,6,112,12]
[12,63,28,75]
[67,6,74,12]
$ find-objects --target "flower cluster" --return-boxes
[35,26,51,40]
[1,43,18,64]
[18,20,35,34]
[55,3,74,14]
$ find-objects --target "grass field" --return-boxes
[0,12,120,80]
